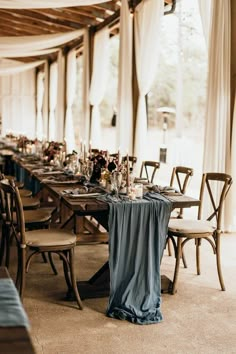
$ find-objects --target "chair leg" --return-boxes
[48,252,58,275]
[167,238,172,256]
[195,238,201,275]
[171,237,183,295]
[69,248,83,309]
[215,234,225,291]
[0,225,6,266]
[16,247,26,301]
[42,252,48,263]
[181,249,188,269]
[62,252,72,290]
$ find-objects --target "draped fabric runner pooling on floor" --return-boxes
[105,192,172,325]
[0,278,30,328]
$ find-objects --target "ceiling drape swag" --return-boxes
[83,29,90,144]
[116,0,133,154]
[0,30,83,56]
[1,48,59,59]
[36,72,45,141]
[48,62,58,141]
[0,60,45,76]
[89,27,109,149]
[65,50,76,153]
[0,0,109,8]
[203,0,231,230]
[134,0,164,172]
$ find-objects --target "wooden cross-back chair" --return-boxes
[170,166,194,215]
[167,166,194,263]
[168,172,233,294]
[0,179,82,309]
[0,174,53,268]
[139,161,160,183]
[122,156,137,168]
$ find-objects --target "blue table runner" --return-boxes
[0,278,30,328]
[106,192,172,324]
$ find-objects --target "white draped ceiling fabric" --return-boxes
[48,62,58,141]
[0,60,45,76]
[134,0,164,172]
[0,0,109,8]
[0,30,83,57]
[65,50,76,153]
[116,0,133,154]
[202,0,231,230]
[36,72,45,141]
[89,27,109,149]
[0,48,59,59]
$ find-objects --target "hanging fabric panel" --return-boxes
[134,0,164,173]
[36,72,45,140]
[89,27,109,149]
[65,50,77,153]
[116,0,133,155]
[48,62,58,141]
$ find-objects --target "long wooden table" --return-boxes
[0,267,35,354]
[38,182,200,299]
[12,156,201,299]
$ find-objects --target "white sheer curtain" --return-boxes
[116,0,133,154]
[0,70,36,137]
[48,62,58,141]
[56,50,65,141]
[134,0,164,172]
[203,0,230,174]
[203,0,231,230]
[65,50,76,153]
[229,96,236,230]
[36,72,45,140]
[83,29,90,144]
[0,0,109,8]
[0,30,83,56]
[89,27,109,149]
[0,60,45,76]
[198,0,212,47]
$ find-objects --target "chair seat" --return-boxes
[21,197,40,210]
[19,189,32,197]
[13,209,52,224]
[26,229,76,247]
[168,219,216,237]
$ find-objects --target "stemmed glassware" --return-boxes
[110,171,122,198]
[84,160,94,183]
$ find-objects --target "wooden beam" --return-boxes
[0,13,56,35]
[34,8,93,26]
[0,9,75,33]
[10,9,83,30]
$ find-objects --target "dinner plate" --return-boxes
[67,193,102,198]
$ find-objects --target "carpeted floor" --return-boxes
[7,233,236,354]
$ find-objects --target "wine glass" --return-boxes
[85,160,94,183]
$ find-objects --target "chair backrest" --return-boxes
[198,173,233,229]
[170,166,194,194]
[122,156,137,167]
[139,161,160,183]
[0,179,26,247]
